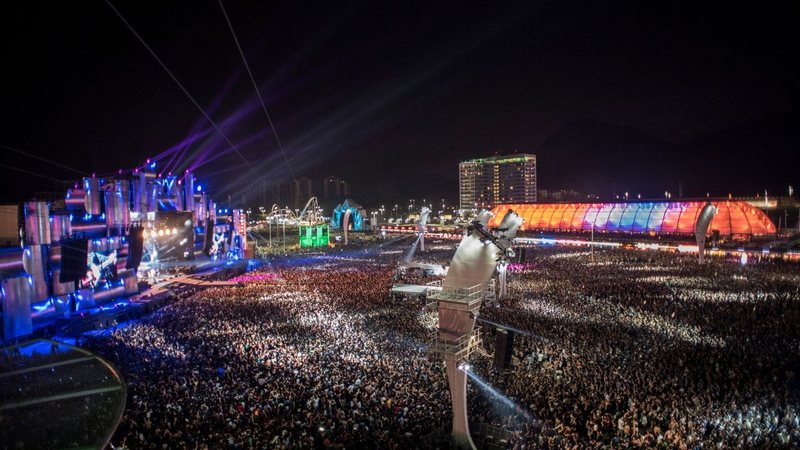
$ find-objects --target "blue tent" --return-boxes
[330,199,366,230]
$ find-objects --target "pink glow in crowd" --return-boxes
[230,273,280,283]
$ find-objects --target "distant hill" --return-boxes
[536,119,684,198]
[536,111,799,198]
[685,109,799,196]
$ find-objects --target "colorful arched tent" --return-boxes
[488,201,775,236]
[330,199,366,230]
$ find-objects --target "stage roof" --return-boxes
[390,284,429,295]
[398,262,448,275]
[0,339,126,449]
[489,201,776,236]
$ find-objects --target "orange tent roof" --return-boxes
[489,201,775,236]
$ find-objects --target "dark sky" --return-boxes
[1,1,798,205]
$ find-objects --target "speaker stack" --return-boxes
[493,328,515,370]
[59,238,88,283]
[126,227,145,270]
[518,247,527,264]
[203,218,214,255]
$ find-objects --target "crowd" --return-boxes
[476,247,800,449]
[85,254,450,449]
[80,239,800,449]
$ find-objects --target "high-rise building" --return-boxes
[291,177,314,211]
[459,154,536,210]
[321,177,350,200]
[254,179,291,209]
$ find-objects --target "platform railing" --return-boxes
[429,283,483,303]
[428,326,483,360]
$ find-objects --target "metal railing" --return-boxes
[429,284,483,303]
[428,326,483,360]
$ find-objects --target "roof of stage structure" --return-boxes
[398,261,448,274]
[390,284,430,295]
[0,339,126,449]
[490,201,776,236]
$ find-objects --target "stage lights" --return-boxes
[145,227,187,239]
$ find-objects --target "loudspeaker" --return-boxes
[493,329,515,370]
[59,238,88,283]
[518,247,527,264]
[203,219,214,255]
[126,227,144,269]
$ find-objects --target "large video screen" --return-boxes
[152,211,195,261]
[84,250,118,289]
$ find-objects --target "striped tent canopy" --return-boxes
[489,201,775,236]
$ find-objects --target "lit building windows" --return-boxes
[459,154,536,209]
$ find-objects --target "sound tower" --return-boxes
[59,238,88,283]
[493,328,515,370]
[126,227,144,270]
[203,219,214,255]
[518,247,527,264]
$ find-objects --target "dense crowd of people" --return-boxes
[86,255,450,449]
[79,239,800,449]
[477,247,800,449]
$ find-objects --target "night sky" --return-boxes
[2,1,798,205]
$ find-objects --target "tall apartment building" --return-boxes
[321,177,350,200]
[291,177,314,211]
[247,176,352,211]
[459,154,536,210]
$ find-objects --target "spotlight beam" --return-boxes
[0,163,64,182]
[0,144,85,175]
[104,0,256,173]
[217,0,295,178]
[464,369,531,419]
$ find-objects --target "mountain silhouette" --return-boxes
[685,109,799,196]
[537,119,683,198]
[536,112,799,198]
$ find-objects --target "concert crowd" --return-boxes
[82,242,800,449]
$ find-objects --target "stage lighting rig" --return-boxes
[469,219,515,262]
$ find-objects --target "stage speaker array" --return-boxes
[126,227,144,270]
[203,219,215,255]
[59,238,88,282]
[493,328,515,370]
[517,247,527,264]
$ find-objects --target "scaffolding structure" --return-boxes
[428,326,484,361]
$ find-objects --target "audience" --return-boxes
[82,241,800,449]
